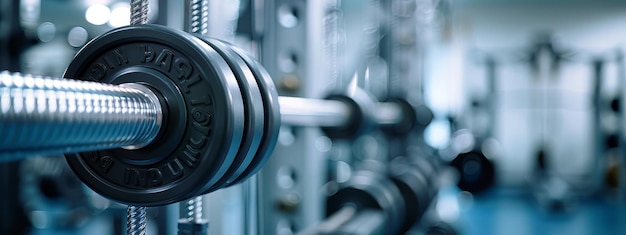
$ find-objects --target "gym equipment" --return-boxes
[325,169,405,234]
[20,156,107,229]
[586,53,626,196]
[389,156,436,233]
[320,157,437,235]
[450,149,495,194]
[424,222,458,235]
[0,24,427,206]
[448,58,498,194]
[380,98,433,137]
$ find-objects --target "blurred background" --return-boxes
[2,0,626,234]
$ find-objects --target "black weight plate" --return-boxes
[380,98,417,136]
[380,98,433,136]
[327,170,405,234]
[322,88,377,140]
[450,150,495,194]
[63,24,245,206]
[610,97,620,113]
[389,157,431,233]
[425,222,458,235]
[196,37,265,192]
[226,46,281,186]
[411,155,438,197]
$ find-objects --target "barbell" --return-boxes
[0,24,432,206]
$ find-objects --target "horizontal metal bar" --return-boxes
[373,102,403,126]
[0,71,407,161]
[0,71,163,161]
[298,206,357,235]
[278,96,403,128]
[278,96,352,127]
[297,207,386,235]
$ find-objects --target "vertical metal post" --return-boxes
[485,57,497,139]
[258,0,328,233]
[187,0,209,35]
[380,0,434,161]
[130,0,149,25]
[178,1,210,234]
[127,206,147,235]
[617,51,626,203]
[591,59,605,193]
[380,0,425,99]
[243,175,258,235]
[127,1,149,235]
[186,0,208,225]
[0,0,30,233]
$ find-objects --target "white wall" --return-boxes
[426,2,626,186]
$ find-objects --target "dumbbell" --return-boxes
[389,156,438,233]
[447,131,496,194]
[0,24,428,206]
[321,158,437,234]
[450,150,495,194]
[323,170,404,234]
[424,222,458,235]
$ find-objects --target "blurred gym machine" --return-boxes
[524,35,578,210]
[590,50,626,198]
[459,33,626,210]
[0,0,451,234]
[519,35,626,207]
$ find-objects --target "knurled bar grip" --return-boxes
[0,71,163,161]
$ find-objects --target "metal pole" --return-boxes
[616,50,626,203]
[127,206,147,235]
[591,59,605,193]
[278,96,352,127]
[279,96,403,128]
[0,71,407,161]
[179,1,210,234]
[128,1,150,235]
[485,57,497,139]
[0,71,162,161]
[130,0,149,25]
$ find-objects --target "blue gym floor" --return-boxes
[456,189,626,235]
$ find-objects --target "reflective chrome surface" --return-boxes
[0,71,163,161]
[279,96,351,128]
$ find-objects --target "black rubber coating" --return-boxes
[610,97,621,113]
[380,98,418,136]
[415,103,434,132]
[379,97,433,136]
[606,133,620,149]
[226,46,281,186]
[104,67,185,165]
[450,150,495,194]
[64,24,245,206]
[425,222,458,235]
[196,37,265,192]
[389,157,432,233]
[412,155,439,197]
[322,88,376,140]
[326,170,405,234]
